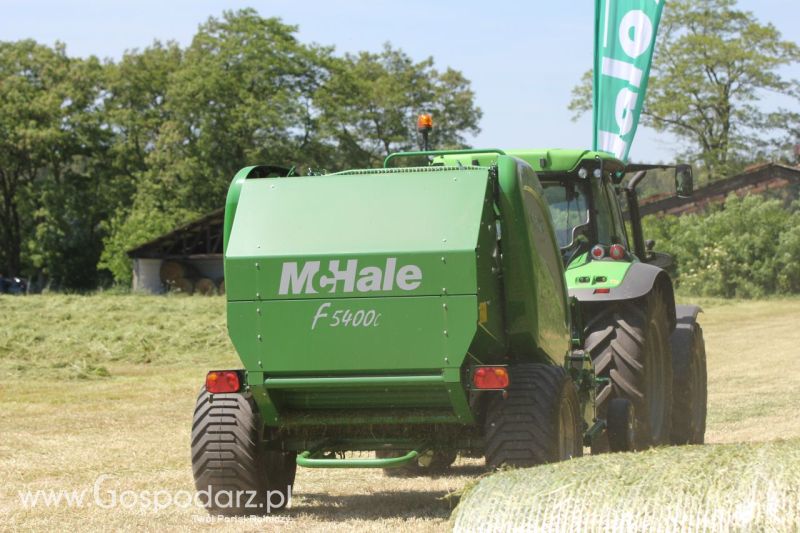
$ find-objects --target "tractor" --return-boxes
[190,147,707,515]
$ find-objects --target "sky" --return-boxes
[2,0,799,163]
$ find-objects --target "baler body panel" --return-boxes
[224,166,505,429]
[494,156,571,363]
[225,168,485,301]
[223,160,571,436]
[228,294,477,374]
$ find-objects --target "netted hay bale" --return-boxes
[452,440,800,532]
[159,260,187,283]
[168,277,194,295]
[194,277,216,296]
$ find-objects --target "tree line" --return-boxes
[643,194,800,297]
[0,9,482,289]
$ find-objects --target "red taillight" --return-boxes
[473,366,510,389]
[593,288,611,294]
[206,371,241,394]
[609,244,626,260]
[591,245,606,259]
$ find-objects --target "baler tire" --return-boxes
[584,289,673,449]
[377,449,457,477]
[484,364,583,469]
[191,387,296,515]
[670,323,708,445]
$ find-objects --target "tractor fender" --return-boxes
[674,305,702,327]
[670,305,703,359]
[569,262,677,330]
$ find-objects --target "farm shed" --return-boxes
[640,163,800,217]
[127,208,224,295]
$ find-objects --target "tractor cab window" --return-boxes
[542,181,590,248]
[604,181,630,248]
[593,179,615,245]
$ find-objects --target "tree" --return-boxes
[1,9,483,287]
[140,9,329,214]
[100,12,482,285]
[316,45,481,169]
[102,42,183,205]
[99,10,332,284]
[97,43,184,283]
[570,0,800,178]
[0,40,108,287]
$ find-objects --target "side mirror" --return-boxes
[675,165,694,198]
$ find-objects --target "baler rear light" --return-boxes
[472,366,510,390]
[206,371,241,394]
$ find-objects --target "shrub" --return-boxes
[642,195,800,297]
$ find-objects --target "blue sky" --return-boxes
[3,0,798,162]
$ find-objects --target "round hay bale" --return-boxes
[170,277,194,295]
[160,260,187,283]
[195,277,216,296]
[451,440,800,532]
[217,278,225,296]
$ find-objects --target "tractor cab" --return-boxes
[433,149,631,269]
[432,149,693,273]
[507,150,630,270]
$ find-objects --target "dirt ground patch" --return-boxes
[2,295,799,531]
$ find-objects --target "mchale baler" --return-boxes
[190,144,706,515]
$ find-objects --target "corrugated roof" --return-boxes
[127,208,225,259]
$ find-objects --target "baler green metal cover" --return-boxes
[224,166,500,379]
[223,158,572,432]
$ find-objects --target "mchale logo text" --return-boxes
[279,258,422,295]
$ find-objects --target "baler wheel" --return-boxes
[670,323,707,444]
[191,388,296,515]
[584,288,673,450]
[484,364,582,469]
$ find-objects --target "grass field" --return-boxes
[2,294,799,531]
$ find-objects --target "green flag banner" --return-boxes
[593,0,665,161]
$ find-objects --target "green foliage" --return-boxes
[570,0,800,178]
[143,11,328,214]
[98,198,197,285]
[643,195,800,297]
[316,45,481,168]
[0,9,482,288]
[0,40,113,289]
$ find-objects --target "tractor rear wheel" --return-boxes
[670,322,707,444]
[584,289,673,449]
[606,398,636,452]
[191,388,296,515]
[484,364,582,469]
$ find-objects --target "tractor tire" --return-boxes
[584,289,673,449]
[191,388,296,515]
[378,449,457,477]
[606,398,636,453]
[670,323,707,445]
[484,364,583,469]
